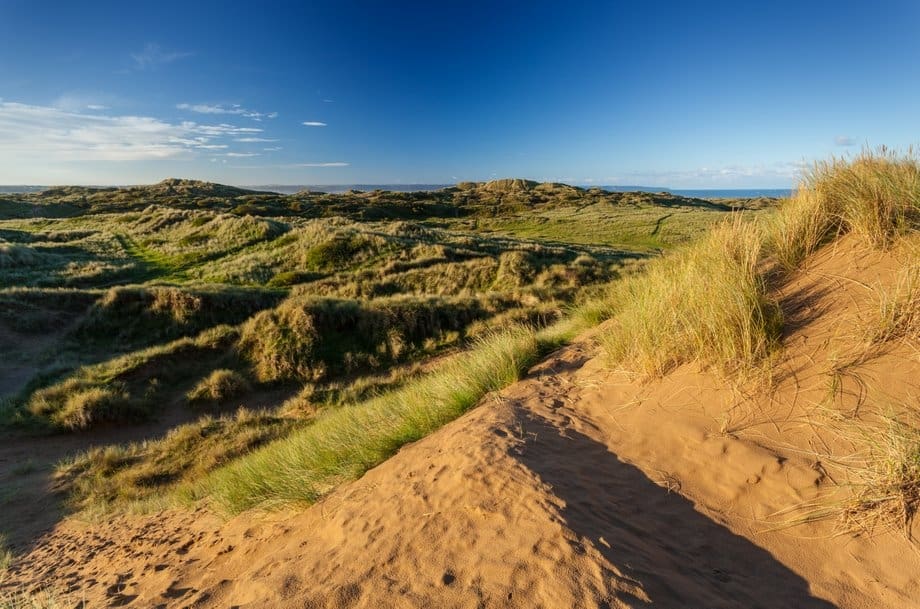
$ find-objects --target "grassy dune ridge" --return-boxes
[598,149,920,532]
[602,149,920,378]
[187,326,547,512]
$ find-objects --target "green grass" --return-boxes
[185,324,569,513]
[6,161,916,541]
[186,369,251,404]
[17,325,239,430]
[114,232,181,281]
[474,202,727,250]
[55,409,299,514]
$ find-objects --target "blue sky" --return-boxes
[1,0,919,187]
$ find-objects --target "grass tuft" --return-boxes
[866,258,919,347]
[51,385,133,431]
[0,533,11,572]
[601,149,920,379]
[840,415,920,535]
[56,409,297,514]
[782,405,920,538]
[0,591,67,609]
[186,369,251,404]
[600,217,782,377]
[769,147,920,270]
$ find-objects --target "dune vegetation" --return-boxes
[185,149,920,525]
[3,152,915,536]
[598,148,920,532]
[0,178,760,518]
[602,148,919,378]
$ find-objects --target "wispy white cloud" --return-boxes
[177,103,278,121]
[53,94,113,113]
[302,121,327,127]
[263,146,283,152]
[322,99,334,103]
[234,137,277,143]
[835,135,856,147]
[289,162,348,167]
[225,152,259,157]
[177,103,234,115]
[0,101,265,162]
[192,123,263,136]
[130,43,191,70]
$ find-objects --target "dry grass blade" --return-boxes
[777,403,920,540]
[840,414,920,537]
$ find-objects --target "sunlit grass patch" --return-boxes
[186,326,545,513]
[600,218,782,377]
[769,147,920,270]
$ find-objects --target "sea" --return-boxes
[662,188,791,199]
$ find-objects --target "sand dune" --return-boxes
[4,236,919,608]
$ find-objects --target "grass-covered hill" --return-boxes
[0,179,768,520]
[0,179,766,389]
[5,176,767,221]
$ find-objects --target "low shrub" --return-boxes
[186,369,251,404]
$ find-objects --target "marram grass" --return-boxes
[601,148,920,378]
[47,150,920,521]
[769,147,920,270]
[601,217,782,377]
[185,325,550,514]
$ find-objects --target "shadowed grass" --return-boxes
[55,409,299,515]
[0,533,10,572]
[20,325,238,430]
[186,369,251,404]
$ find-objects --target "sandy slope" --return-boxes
[4,237,919,608]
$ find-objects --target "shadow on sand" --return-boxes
[512,408,838,609]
